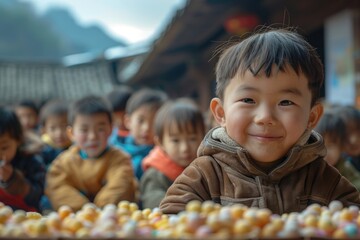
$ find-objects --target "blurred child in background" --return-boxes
[112,88,168,180]
[14,99,40,133]
[45,95,136,211]
[107,85,134,143]
[315,109,360,190]
[0,106,45,212]
[13,99,43,155]
[39,99,72,169]
[140,98,206,209]
[336,106,360,171]
[38,99,72,213]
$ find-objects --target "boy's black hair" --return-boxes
[315,111,346,147]
[215,28,324,106]
[154,98,206,143]
[68,95,113,125]
[334,105,360,128]
[39,100,68,127]
[0,106,23,142]
[106,85,134,112]
[126,88,168,115]
[15,99,40,115]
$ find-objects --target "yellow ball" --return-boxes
[201,201,215,214]
[304,215,318,228]
[261,223,278,238]
[333,228,347,238]
[186,200,202,213]
[339,209,353,222]
[256,208,271,227]
[58,205,73,220]
[129,202,139,212]
[230,204,247,220]
[233,219,252,235]
[26,212,42,220]
[118,200,130,210]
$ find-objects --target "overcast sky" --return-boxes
[21,0,187,44]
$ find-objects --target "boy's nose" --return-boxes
[179,141,190,152]
[88,130,97,139]
[141,122,151,132]
[254,105,276,126]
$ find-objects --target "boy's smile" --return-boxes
[211,65,323,165]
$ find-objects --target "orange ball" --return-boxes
[58,205,73,220]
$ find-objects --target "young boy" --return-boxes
[140,98,206,209]
[112,88,168,180]
[160,29,360,215]
[107,85,134,143]
[14,99,40,132]
[315,109,360,190]
[336,106,360,171]
[13,99,44,155]
[45,95,136,211]
[39,99,72,169]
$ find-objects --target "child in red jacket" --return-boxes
[140,98,206,209]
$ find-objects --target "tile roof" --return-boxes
[0,61,116,105]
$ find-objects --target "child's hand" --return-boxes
[0,160,13,183]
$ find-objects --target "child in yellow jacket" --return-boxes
[45,95,136,211]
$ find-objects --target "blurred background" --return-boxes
[0,0,359,111]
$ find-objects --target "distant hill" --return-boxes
[0,0,126,62]
[43,8,127,57]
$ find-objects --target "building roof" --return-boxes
[0,60,116,105]
[124,0,359,87]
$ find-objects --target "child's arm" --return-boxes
[140,168,172,209]
[93,149,136,207]
[45,155,90,211]
[160,156,215,214]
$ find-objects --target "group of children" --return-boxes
[0,86,207,213]
[0,28,360,216]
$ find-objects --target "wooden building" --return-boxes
[0,0,359,110]
[118,0,360,110]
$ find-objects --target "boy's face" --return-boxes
[344,123,360,156]
[125,105,157,145]
[69,113,112,158]
[158,123,203,167]
[113,111,127,131]
[43,115,70,148]
[15,106,38,131]
[211,65,323,165]
[323,136,342,166]
[0,133,19,164]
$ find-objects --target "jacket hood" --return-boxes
[197,127,326,182]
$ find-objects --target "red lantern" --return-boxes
[224,14,260,35]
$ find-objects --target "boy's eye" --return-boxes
[170,138,179,143]
[240,98,255,104]
[98,127,106,132]
[279,100,294,106]
[0,146,8,151]
[137,118,145,124]
[190,136,197,142]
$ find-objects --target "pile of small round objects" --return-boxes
[0,200,358,238]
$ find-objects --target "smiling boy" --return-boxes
[160,29,360,214]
